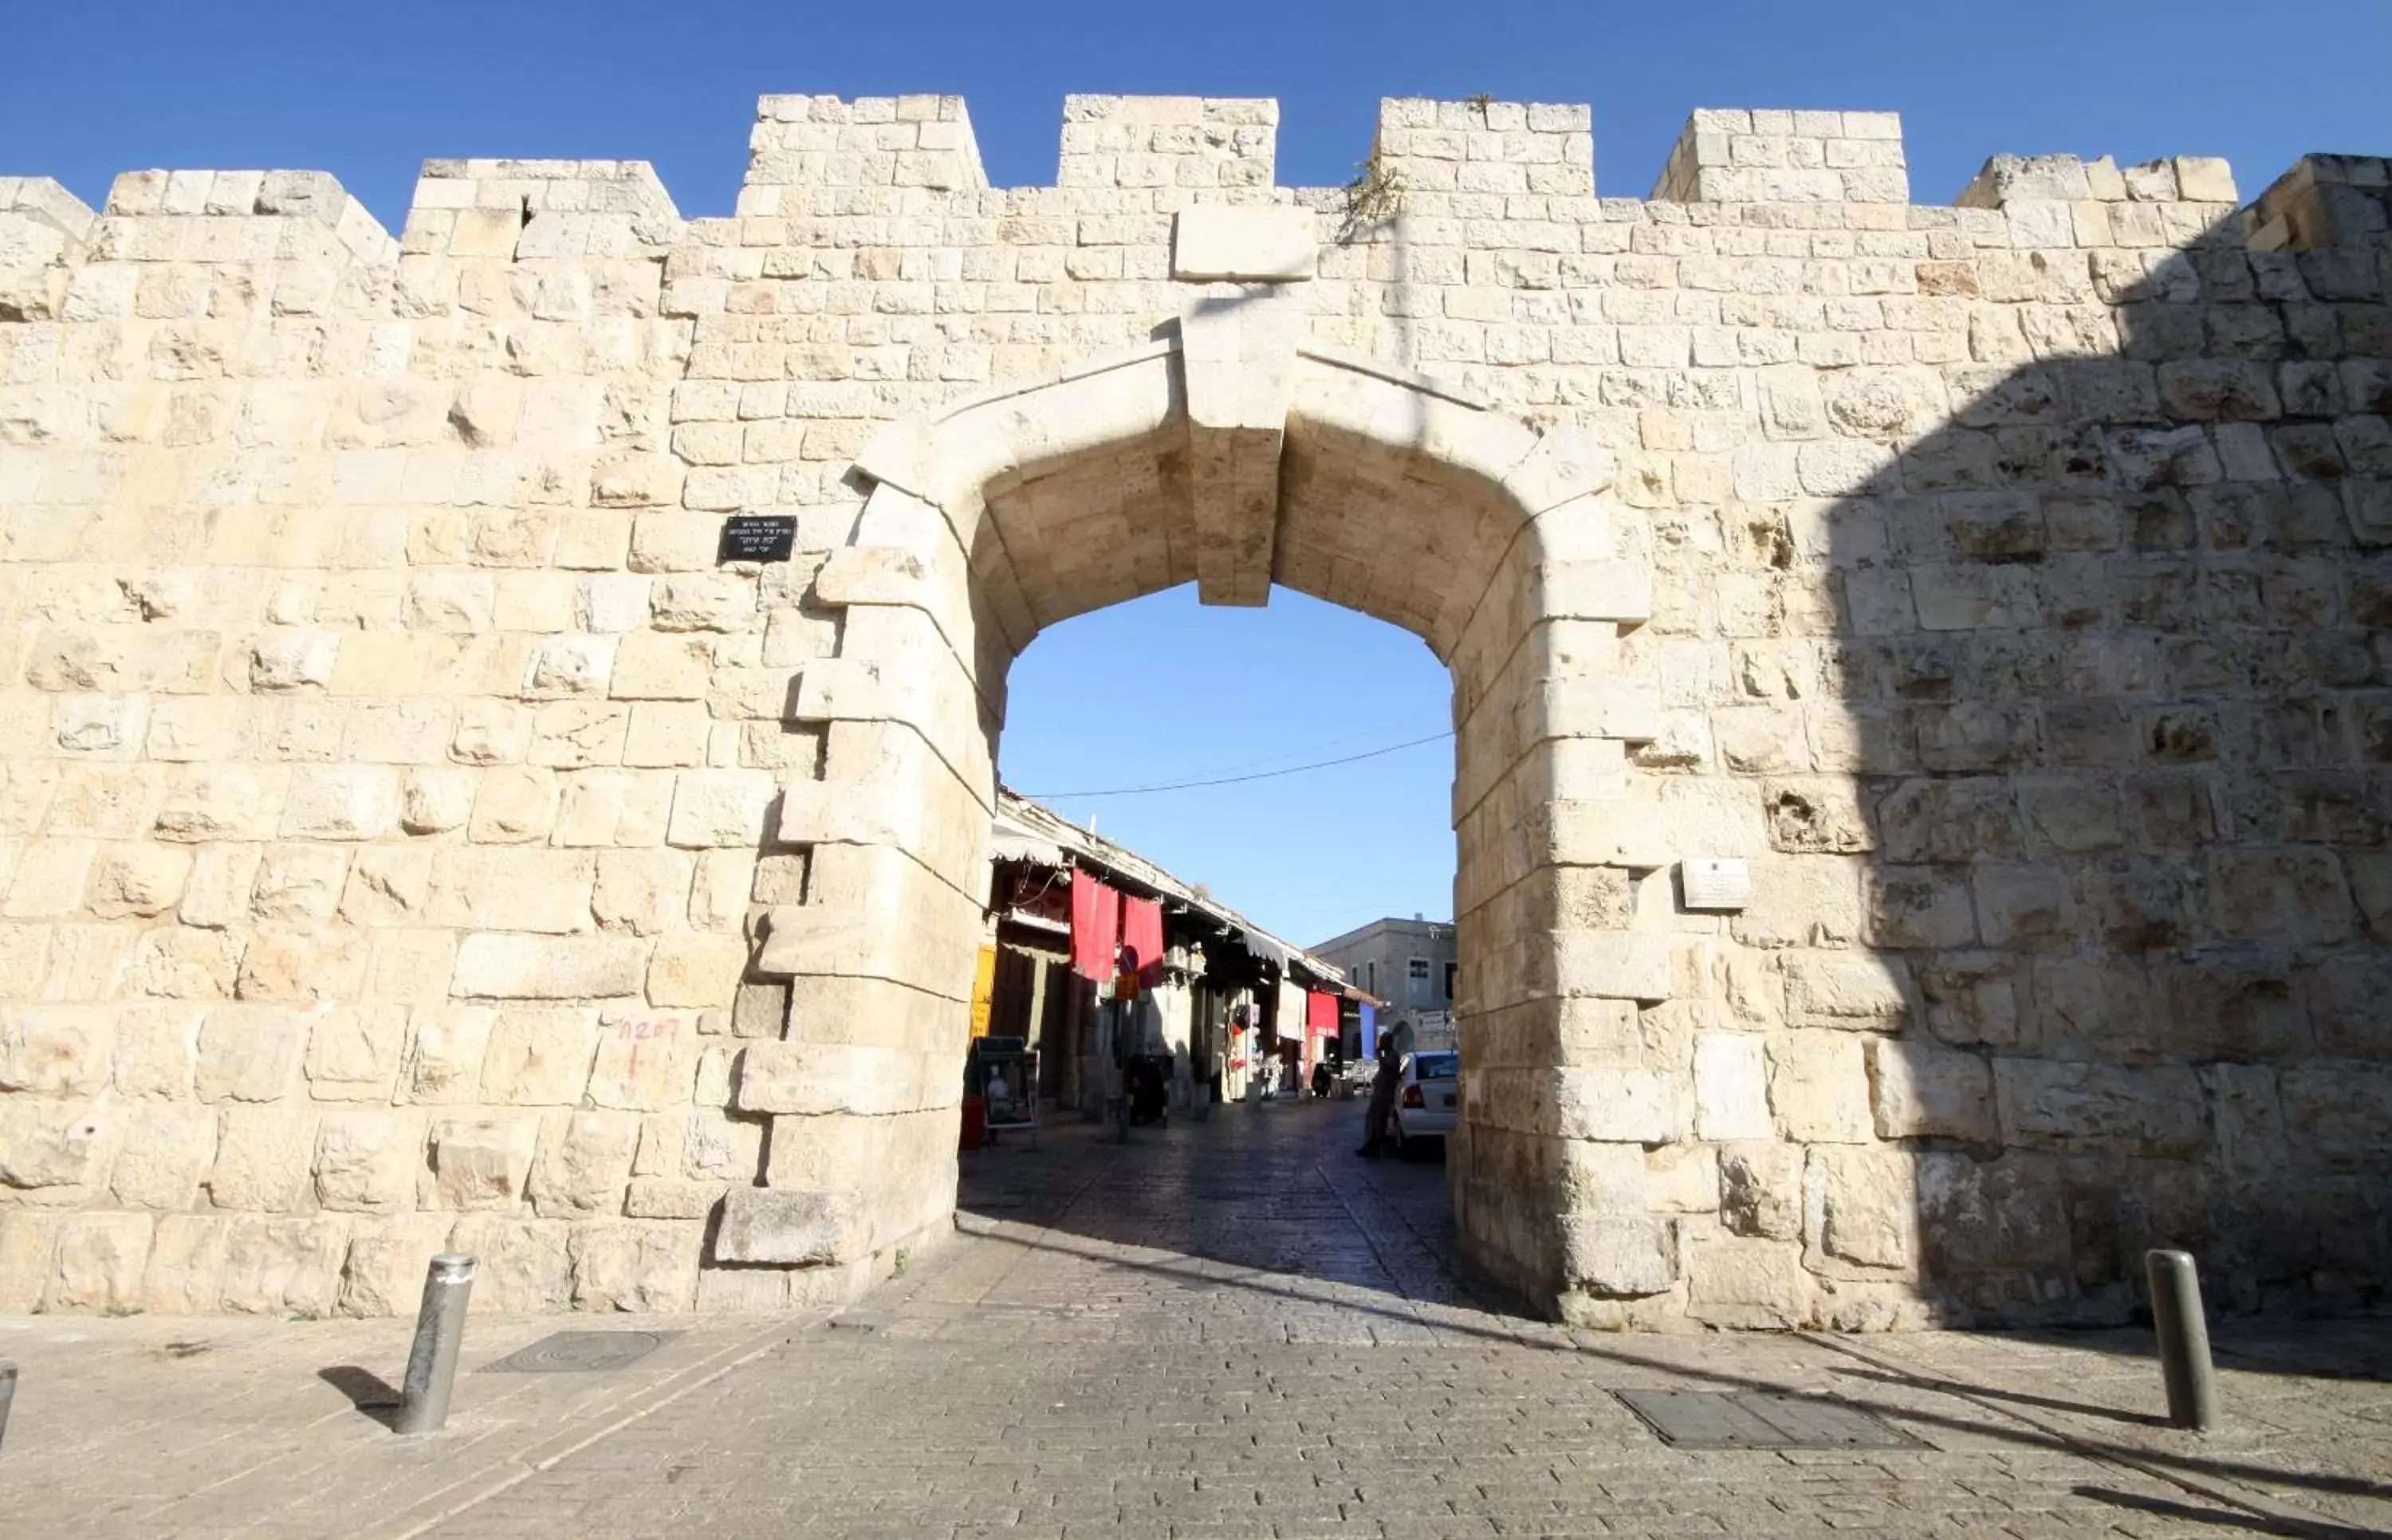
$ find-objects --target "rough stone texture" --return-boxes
[0,98,2388,1326]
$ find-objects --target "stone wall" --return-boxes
[1,92,2386,1325]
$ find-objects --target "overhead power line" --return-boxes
[1022,730,1454,800]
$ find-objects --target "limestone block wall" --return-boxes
[1,90,2387,1326]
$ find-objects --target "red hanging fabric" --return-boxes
[1070,871,1120,980]
[1121,896,1165,988]
[1307,990,1340,1033]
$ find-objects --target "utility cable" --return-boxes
[1164,711,1452,781]
[1021,730,1453,800]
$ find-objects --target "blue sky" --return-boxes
[7,2,2386,945]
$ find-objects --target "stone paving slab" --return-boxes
[1835,1320,2392,1535]
[2,1101,2387,1538]
[0,1307,821,1538]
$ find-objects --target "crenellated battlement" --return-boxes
[1372,98,1594,200]
[740,93,987,214]
[402,159,683,261]
[99,168,395,263]
[2249,153,2392,252]
[7,93,2378,267]
[1653,108,1907,206]
[0,177,96,320]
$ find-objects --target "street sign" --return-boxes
[1681,858,1753,912]
[718,514,798,564]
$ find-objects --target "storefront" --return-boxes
[975,790,1350,1130]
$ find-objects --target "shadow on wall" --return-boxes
[1762,154,2392,1326]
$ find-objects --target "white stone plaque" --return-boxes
[1680,858,1752,912]
[1171,206,1317,283]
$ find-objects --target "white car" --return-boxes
[1391,1049,1462,1147]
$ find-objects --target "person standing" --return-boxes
[1356,1035,1401,1157]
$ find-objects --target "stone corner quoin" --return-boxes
[0,90,2388,1330]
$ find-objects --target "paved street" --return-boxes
[4,1096,2389,1538]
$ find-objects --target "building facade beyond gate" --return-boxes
[0,94,2386,1327]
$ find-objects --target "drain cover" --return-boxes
[482,1330,680,1373]
[1616,1390,1914,1449]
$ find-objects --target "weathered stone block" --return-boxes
[1993,1059,2204,1157]
[336,1213,457,1317]
[529,1110,639,1220]
[737,1040,937,1117]
[401,1006,494,1103]
[1718,1142,1802,1239]
[43,1211,153,1313]
[1765,1031,1874,1143]
[1552,1067,1675,1144]
[313,1111,423,1213]
[111,1003,202,1098]
[0,1006,109,1095]
[1782,953,1910,1030]
[304,1004,408,1101]
[2279,1067,2392,1169]
[108,1102,218,1209]
[0,1212,61,1314]
[1686,1238,1808,1329]
[1,1097,114,1191]
[624,1177,728,1220]
[1804,1145,1916,1275]
[1866,1039,1996,1141]
[1693,1032,1770,1141]
[140,1215,230,1314]
[568,1220,701,1310]
[591,849,694,937]
[1559,1216,1677,1298]
[206,1106,315,1212]
[429,1212,566,1318]
[281,767,396,840]
[587,1011,699,1110]
[714,1186,863,1266]
[453,934,647,1000]
[427,1117,541,1211]
[646,934,749,1008]
[249,844,349,925]
[218,1215,349,1317]
[1915,1151,2071,1275]
[666,770,777,848]
[195,1007,306,1102]
[479,1008,600,1104]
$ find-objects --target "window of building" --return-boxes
[1443,961,1456,1000]
[1407,958,1430,980]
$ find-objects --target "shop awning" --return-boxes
[989,824,1064,867]
[1236,928,1292,971]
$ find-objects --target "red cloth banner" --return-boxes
[1306,990,1340,1033]
[1070,870,1120,980]
[1121,896,1165,988]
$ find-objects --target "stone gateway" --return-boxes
[0,94,2386,1326]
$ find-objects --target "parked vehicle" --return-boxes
[1390,1050,1461,1149]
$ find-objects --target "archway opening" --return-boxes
[966,583,1468,1310]
[737,329,1659,1318]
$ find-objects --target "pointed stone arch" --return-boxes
[727,311,1670,1318]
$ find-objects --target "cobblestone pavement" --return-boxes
[0,1305,814,1539]
[6,1098,2390,1538]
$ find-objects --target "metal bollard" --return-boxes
[2145,1248,2219,1432]
[0,1359,15,1453]
[393,1253,475,1436]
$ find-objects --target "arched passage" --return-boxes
[725,306,1662,1318]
